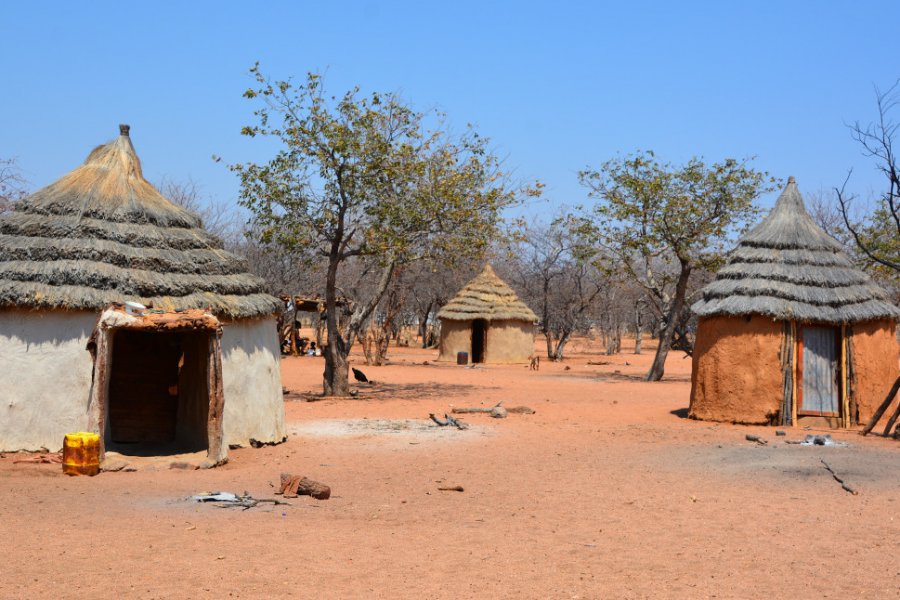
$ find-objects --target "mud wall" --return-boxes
[0,310,286,452]
[483,320,535,364]
[0,309,97,451]
[437,318,535,363]
[851,319,899,423]
[689,315,784,424]
[437,319,472,362]
[220,317,286,446]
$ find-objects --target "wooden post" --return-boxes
[86,326,113,460]
[780,321,793,426]
[205,330,227,465]
[791,321,798,427]
[841,323,849,428]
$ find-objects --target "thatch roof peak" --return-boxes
[18,125,201,229]
[693,178,900,324]
[437,264,537,322]
[740,177,843,252]
[0,126,280,319]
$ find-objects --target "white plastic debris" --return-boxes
[192,491,239,503]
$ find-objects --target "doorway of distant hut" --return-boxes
[105,330,211,455]
[471,319,487,363]
[797,325,842,426]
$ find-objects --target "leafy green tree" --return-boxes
[578,152,774,381]
[229,66,528,395]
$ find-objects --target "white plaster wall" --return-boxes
[220,317,286,446]
[0,310,96,451]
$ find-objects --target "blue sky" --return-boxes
[2,1,898,218]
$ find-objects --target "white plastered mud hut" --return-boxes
[437,264,537,364]
[0,125,286,461]
[690,177,900,428]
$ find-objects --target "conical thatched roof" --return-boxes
[692,177,900,324]
[0,125,280,319]
[437,264,537,322]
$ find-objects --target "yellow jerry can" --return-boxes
[62,432,100,476]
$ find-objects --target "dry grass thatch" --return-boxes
[693,177,900,324]
[437,264,537,322]
[0,125,280,319]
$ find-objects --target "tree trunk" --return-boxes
[633,308,643,355]
[545,332,554,360]
[323,343,349,396]
[552,330,573,361]
[646,264,691,381]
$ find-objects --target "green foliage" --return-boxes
[229,65,526,269]
[578,151,775,273]
[855,200,900,282]
[577,151,776,380]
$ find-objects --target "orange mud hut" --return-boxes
[690,178,900,428]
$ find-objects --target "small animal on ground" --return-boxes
[352,367,375,384]
[529,355,540,371]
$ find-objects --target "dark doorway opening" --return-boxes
[106,330,211,456]
[471,319,487,363]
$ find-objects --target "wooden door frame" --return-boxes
[796,324,842,418]
[86,307,227,466]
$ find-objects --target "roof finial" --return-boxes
[787,175,796,184]
[119,124,130,137]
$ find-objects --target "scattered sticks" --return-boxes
[193,491,293,510]
[13,453,62,464]
[451,401,507,418]
[429,413,469,430]
[821,459,858,495]
[449,401,534,417]
[438,485,464,492]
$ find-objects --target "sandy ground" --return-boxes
[1,337,898,599]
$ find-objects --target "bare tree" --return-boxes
[157,177,243,244]
[502,216,606,361]
[0,158,28,212]
[835,80,900,277]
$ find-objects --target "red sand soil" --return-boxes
[1,337,898,599]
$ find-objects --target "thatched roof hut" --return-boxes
[0,124,280,318]
[689,178,899,429]
[0,126,285,458]
[437,264,537,364]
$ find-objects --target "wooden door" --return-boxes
[798,326,840,416]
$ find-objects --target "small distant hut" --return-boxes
[437,264,537,363]
[0,125,286,460]
[690,177,900,428]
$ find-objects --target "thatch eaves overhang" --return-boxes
[692,177,900,324]
[0,125,280,319]
[437,264,538,322]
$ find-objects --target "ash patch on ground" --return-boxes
[288,418,487,440]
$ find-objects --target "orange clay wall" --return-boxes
[689,315,785,424]
[851,320,899,423]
